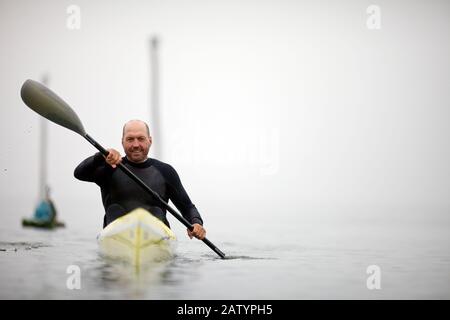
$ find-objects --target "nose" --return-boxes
[131,139,140,148]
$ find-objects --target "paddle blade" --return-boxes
[21,79,86,136]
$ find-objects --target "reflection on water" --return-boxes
[87,256,176,299]
[0,241,50,251]
[222,255,276,260]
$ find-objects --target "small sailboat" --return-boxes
[22,186,65,229]
[22,75,65,229]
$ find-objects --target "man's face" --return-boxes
[122,122,152,163]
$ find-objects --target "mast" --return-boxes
[150,36,162,158]
[39,74,49,199]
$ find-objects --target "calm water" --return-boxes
[0,209,449,299]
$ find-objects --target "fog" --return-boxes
[1,0,449,231]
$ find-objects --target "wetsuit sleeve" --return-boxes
[74,152,109,186]
[164,165,204,226]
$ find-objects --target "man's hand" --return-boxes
[187,223,206,240]
[105,148,122,168]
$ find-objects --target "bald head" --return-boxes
[122,120,150,139]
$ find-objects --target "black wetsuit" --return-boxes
[74,153,203,228]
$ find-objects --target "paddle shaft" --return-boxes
[84,134,226,259]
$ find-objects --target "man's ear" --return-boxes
[149,136,153,146]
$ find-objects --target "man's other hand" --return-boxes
[187,223,206,240]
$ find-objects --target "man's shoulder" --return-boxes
[150,158,175,170]
[150,158,179,178]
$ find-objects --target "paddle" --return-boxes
[20,79,226,259]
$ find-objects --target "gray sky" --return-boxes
[1,0,449,228]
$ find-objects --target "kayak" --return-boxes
[97,208,176,266]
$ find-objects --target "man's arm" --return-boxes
[74,152,107,184]
[166,168,203,224]
[74,149,121,184]
[162,164,206,239]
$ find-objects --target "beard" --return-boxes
[126,146,149,162]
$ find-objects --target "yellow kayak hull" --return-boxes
[98,208,176,266]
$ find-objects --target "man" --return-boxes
[74,120,206,240]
